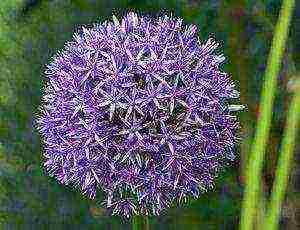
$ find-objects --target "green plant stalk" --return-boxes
[133,215,150,230]
[132,215,145,230]
[132,215,139,230]
[263,85,300,230]
[144,215,150,230]
[240,0,295,230]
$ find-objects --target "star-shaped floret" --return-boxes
[139,79,164,111]
[157,73,187,114]
[96,86,126,121]
[154,121,190,156]
[123,87,145,120]
[117,115,147,143]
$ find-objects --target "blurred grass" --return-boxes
[0,0,299,229]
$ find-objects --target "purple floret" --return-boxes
[36,12,243,217]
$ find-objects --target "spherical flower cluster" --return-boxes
[37,12,243,218]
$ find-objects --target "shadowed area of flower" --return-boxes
[36,11,243,218]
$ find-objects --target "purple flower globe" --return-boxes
[37,12,243,218]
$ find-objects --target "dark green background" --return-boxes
[0,0,299,229]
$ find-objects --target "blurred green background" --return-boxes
[0,0,299,229]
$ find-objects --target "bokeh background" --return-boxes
[0,0,299,229]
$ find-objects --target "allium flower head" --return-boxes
[37,12,243,218]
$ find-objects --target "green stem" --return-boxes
[144,215,150,230]
[132,215,139,230]
[240,0,295,230]
[133,215,150,230]
[263,84,300,230]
